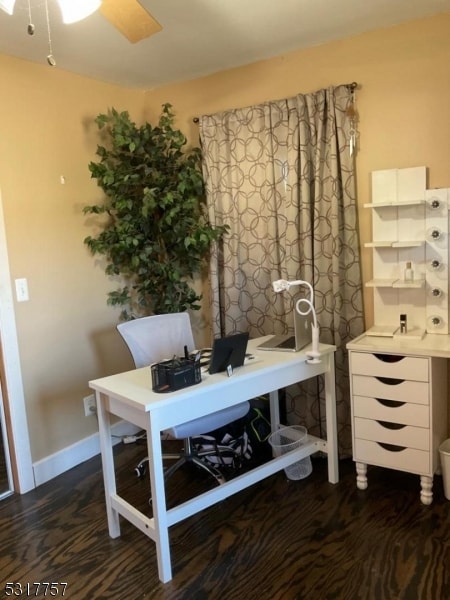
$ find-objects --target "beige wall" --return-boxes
[0,56,144,462]
[0,12,449,470]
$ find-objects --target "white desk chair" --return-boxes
[117,313,250,485]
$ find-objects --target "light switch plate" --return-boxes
[15,278,29,302]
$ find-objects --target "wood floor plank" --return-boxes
[0,442,449,599]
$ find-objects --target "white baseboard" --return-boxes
[32,421,141,487]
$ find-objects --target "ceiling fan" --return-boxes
[0,0,162,44]
[100,0,162,44]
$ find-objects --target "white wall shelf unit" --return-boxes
[363,199,426,208]
[365,166,449,337]
[365,241,425,248]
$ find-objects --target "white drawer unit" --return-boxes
[353,418,430,451]
[352,376,429,405]
[348,346,448,505]
[354,439,430,473]
[353,396,429,427]
[350,352,429,381]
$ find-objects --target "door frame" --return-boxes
[0,190,34,493]
[0,377,14,498]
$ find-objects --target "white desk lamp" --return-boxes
[272,279,321,364]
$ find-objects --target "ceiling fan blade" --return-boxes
[100,0,162,44]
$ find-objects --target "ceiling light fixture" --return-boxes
[0,0,15,15]
[0,0,101,67]
[0,0,101,22]
[56,0,101,24]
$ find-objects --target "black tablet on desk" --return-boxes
[208,332,250,374]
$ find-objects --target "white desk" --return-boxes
[90,337,338,583]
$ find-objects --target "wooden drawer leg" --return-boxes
[420,475,433,505]
[356,461,368,490]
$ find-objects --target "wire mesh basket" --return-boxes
[269,425,312,480]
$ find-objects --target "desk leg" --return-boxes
[146,416,172,583]
[269,390,280,433]
[323,353,339,484]
[96,392,121,538]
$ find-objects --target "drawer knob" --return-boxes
[376,376,404,386]
[376,398,405,408]
[376,420,406,430]
[377,442,406,453]
[373,353,404,363]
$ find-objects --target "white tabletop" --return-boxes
[347,332,450,358]
[90,336,336,429]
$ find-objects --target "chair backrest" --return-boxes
[117,313,195,368]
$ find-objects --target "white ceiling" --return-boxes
[1,0,450,89]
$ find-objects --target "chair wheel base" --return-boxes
[135,460,148,478]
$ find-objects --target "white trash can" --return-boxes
[268,425,312,481]
[439,439,450,500]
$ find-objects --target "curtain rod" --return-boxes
[192,81,359,123]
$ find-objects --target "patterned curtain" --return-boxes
[199,84,364,456]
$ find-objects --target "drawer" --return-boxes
[353,396,429,427]
[354,439,431,475]
[352,375,429,405]
[354,417,429,451]
[350,352,428,382]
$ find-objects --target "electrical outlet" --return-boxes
[83,394,96,417]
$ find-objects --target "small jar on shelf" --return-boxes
[403,261,414,282]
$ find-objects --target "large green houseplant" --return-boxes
[83,104,227,320]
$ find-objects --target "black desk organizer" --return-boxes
[151,357,201,393]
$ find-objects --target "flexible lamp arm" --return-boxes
[272,278,313,296]
[272,279,317,328]
[271,278,320,363]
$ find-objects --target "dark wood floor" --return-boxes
[0,440,449,600]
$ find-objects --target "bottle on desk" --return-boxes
[404,261,414,282]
